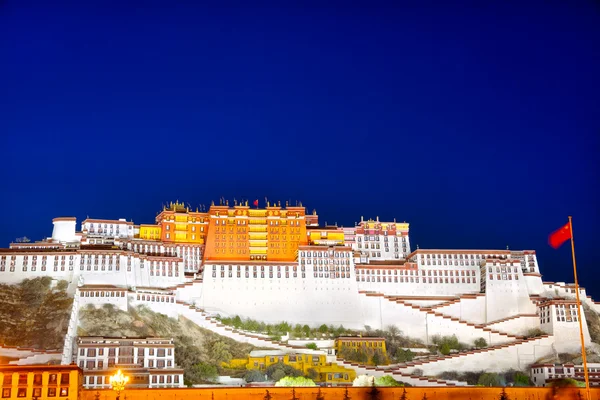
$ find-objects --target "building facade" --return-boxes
[225,350,356,385]
[530,363,600,387]
[0,364,82,400]
[75,337,184,389]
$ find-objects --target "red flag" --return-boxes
[549,222,572,249]
[253,199,259,207]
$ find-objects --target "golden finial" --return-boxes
[226,200,229,206]
[211,200,215,206]
[313,209,316,215]
[286,201,289,207]
[196,207,199,213]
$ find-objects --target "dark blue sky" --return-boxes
[1,2,599,295]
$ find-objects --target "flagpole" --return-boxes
[569,216,591,400]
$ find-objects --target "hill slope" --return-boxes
[0,277,72,350]
[78,304,256,384]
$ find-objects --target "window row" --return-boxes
[213,272,306,279]
[1,387,68,398]
[136,294,175,303]
[80,290,125,298]
[360,276,475,284]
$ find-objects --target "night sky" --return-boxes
[1,2,599,295]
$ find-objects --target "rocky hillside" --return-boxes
[78,304,256,385]
[0,277,72,350]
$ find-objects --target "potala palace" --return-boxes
[0,200,597,387]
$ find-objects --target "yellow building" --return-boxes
[335,337,388,365]
[139,224,162,240]
[224,350,356,385]
[0,364,83,400]
[307,228,345,246]
[155,201,209,244]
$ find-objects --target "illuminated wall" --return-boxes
[203,202,309,262]
[224,352,356,384]
[156,201,208,244]
[307,228,345,246]
[139,224,162,240]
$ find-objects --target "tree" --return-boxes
[207,340,232,364]
[315,387,325,400]
[368,380,381,400]
[343,387,351,400]
[395,349,414,363]
[306,343,318,350]
[245,370,267,383]
[478,373,501,387]
[272,369,286,382]
[398,388,407,400]
[307,368,318,380]
[375,375,402,387]
[439,343,451,355]
[387,325,401,340]
[265,362,303,380]
[291,388,299,400]
[371,351,383,366]
[232,315,242,329]
[275,376,317,386]
[303,325,311,336]
[318,324,328,334]
[293,324,304,337]
[513,371,530,387]
[474,338,488,348]
[189,362,218,382]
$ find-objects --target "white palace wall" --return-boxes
[484,262,537,323]
[198,262,365,328]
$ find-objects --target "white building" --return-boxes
[81,218,135,240]
[531,363,600,387]
[351,218,411,263]
[76,337,184,389]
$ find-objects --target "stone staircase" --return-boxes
[377,294,524,344]
[173,300,457,387]
[329,357,468,387]
[331,334,554,383]
[0,344,61,365]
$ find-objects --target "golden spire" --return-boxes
[211,200,214,206]
[196,207,199,213]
